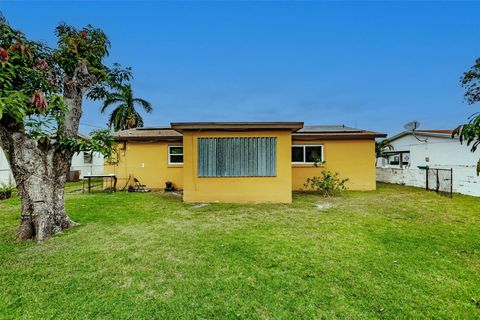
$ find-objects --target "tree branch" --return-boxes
[60,61,97,137]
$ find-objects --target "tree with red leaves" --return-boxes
[0,14,124,241]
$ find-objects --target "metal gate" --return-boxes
[426,168,453,198]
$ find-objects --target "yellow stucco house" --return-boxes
[105,122,386,203]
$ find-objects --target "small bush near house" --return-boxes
[0,184,14,200]
[304,171,348,196]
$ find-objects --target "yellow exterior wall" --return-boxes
[104,136,376,196]
[292,139,376,191]
[182,130,292,203]
[105,141,183,190]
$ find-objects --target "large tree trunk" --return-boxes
[1,132,76,241]
[0,62,96,242]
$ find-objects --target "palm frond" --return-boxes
[107,104,129,131]
[133,98,153,113]
[100,94,124,113]
[134,109,144,128]
[108,107,121,130]
[99,81,152,131]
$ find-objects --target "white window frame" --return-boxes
[168,145,183,165]
[292,144,323,164]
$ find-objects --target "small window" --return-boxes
[292,146,304,162]
[292,145,323,164]
[388,154,409,166]
[84,152,93,164]
[389,155,399,165]
[168,146,183,164]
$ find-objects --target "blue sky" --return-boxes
[2,1,480,136]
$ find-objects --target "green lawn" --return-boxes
[0,184,479,319]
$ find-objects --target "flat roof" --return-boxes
[171,122,304,132]
[293,131,387,140]
[293,125,386,140]
[297,125,364,133]
[112,123,386,141]
[113,128,182,141]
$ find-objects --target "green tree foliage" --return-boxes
[0,16,63,124]
[0,183,14,200]
[454,57,480,174]
[0,13,125,241]
[375,139,393,160]
[0,15,114,157]
[94,83,153,132]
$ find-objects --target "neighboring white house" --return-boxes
[0,148,104,185]
[377,130,480,196]
[0,147,14,185]
[70,151,105,178]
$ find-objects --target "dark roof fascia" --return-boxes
[114,136,183,142]
[382,150,411,155]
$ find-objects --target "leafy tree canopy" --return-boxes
[0,14,136,241]
[0,15,115,156]
[454,57,480,174]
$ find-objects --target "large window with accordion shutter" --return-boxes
[198,137,277,177]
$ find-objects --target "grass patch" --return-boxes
[0,183,479,318]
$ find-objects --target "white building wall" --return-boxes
[0,148,14,185]
[0,148,104,185]
[377,134,480,196]
[377,167,480,196]
[390,135,480,167]
[377,167,426,188]
[69,152,104,178]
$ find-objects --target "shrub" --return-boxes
[303,171,349,197]
[0,183,14,200]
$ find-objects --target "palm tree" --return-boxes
[375,139,393,165]
[100,84,152,131]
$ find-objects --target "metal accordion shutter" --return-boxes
[198,137,277,177]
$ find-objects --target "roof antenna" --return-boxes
[404,120,427,142]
